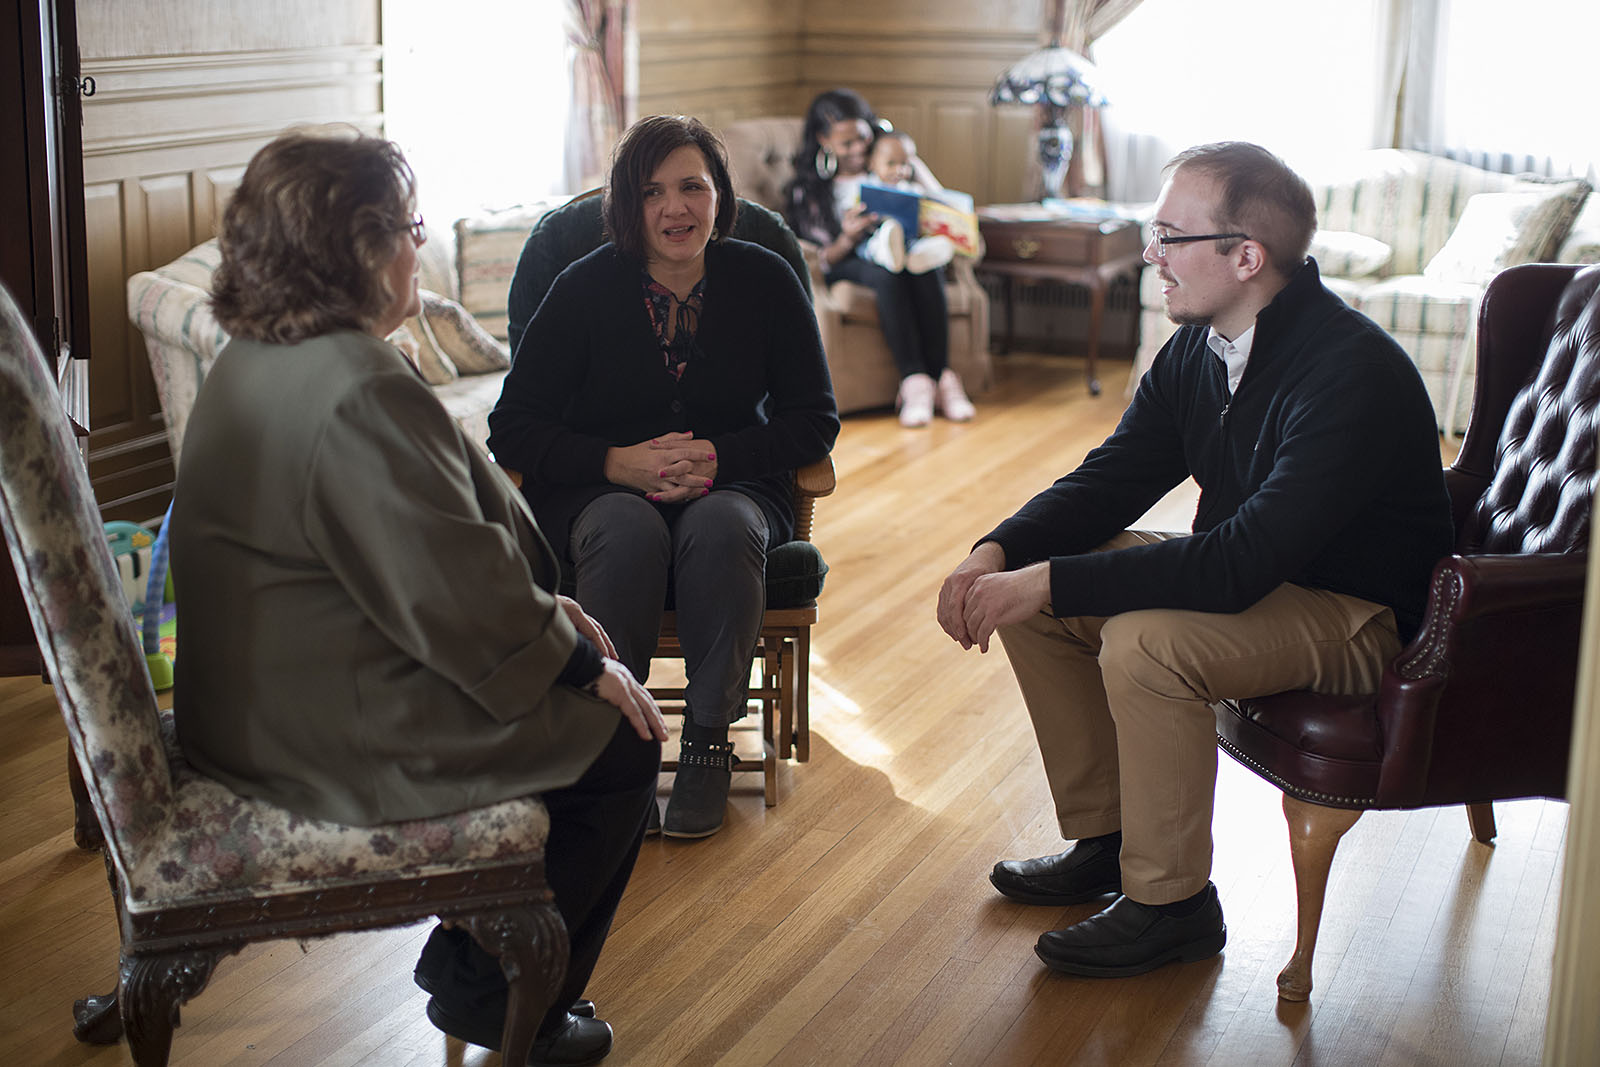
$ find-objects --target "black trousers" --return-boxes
[414,717,660,1033]
[825,257,950,381]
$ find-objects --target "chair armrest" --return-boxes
[1375,551,1587,806]
[1396,552,1588,681]
[795,455,836,500]
[792,455,835,544]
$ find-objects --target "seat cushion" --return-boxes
[122,723,551,913]
[1215,692,1383,806]
[432,371,508,454]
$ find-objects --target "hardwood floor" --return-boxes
[0,353,1563,1066]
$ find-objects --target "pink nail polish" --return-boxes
[658,470,666,478]
[701,488,709,496]
[707,453,716,460]
[704,478,713,488]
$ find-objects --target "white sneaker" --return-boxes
[936,368,975,421]
[897,372,935,427]
[863,218,906,272]
[906,235,956,274]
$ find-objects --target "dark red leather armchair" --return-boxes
[1216,262,1600,1001]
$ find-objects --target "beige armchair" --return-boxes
[721,117,992,415]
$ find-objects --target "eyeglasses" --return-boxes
[1148,230,1250,257]
[401,213,426,246]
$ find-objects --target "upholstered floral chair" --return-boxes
[0,282,566,1066]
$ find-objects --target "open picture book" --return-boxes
[860,182,981,258]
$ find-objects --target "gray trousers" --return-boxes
[570,491,769,727]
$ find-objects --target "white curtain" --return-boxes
[1432,0,1600,178]
[383,0,570,229]
[1092,0,1389,200]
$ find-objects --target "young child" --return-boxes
[857,131,958,276]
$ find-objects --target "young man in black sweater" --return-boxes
[936,142,1453,977]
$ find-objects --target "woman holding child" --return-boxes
[786,88,976,427]
[489,115,839,840]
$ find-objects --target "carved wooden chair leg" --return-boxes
[68,751,104,851]
[464,902,568,1065]
[1465,802,1497,844]
[1279,794,1362,1002]
[75,850,132,1044]
[119,949,221,1067]
[72,988,124,1044]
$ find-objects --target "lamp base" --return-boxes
[1037,124,1075,201]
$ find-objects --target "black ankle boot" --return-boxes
[664,737,735,839]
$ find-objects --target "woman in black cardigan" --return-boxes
[489,115,839,838]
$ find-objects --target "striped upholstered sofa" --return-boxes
[125,199,569,463]
[1135,150,1598,433]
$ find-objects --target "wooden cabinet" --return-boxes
[976,209,1145,397]
[1,0,91,677]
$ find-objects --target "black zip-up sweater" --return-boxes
[984,258,1454,639]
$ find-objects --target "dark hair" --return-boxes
[784,88,880,242]
[869,129,915,164]
[1164,141,1317,278]
[602,115,738,263]
[211,128,416,343]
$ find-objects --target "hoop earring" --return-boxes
[816,148,837,181]
[710,227,720,241]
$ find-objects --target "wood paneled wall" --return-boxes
[635,1,804,131]
[636,0,1047,207]
[71,0,1044,519]
[75,0,381,520]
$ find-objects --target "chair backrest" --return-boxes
[721,117,804,215]
[1457,263,1600,554]
[504,190,812,358]
[0,283,172,877]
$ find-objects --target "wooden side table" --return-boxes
[977,209,1145,396]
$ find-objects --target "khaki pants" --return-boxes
[996,531,1400,904]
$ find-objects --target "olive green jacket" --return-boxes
[172,330,618,825]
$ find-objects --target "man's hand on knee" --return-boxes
[937,541,1007,650]
[963,562,1051,653]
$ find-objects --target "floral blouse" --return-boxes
[641,273,706,380]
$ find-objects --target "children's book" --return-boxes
[859,183,981,258]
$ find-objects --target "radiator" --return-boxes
[979,273,1143,357]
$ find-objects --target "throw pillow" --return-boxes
[387,321,458,386]
[419,290,511,375]
[1308,230,1393,279]
[1424,180,1591,285]
[1557,189,1600,265]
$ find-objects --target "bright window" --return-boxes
[1092,0,1386,187]
[1438,0,1600,173]
[383,0,570,226]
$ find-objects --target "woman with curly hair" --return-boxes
[175,127,663,1064]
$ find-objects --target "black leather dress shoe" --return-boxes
[1034,883,1227,977]
[571,999,596,1018]
[425,998,614,1065]
[989,837,1123,905]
